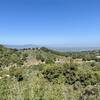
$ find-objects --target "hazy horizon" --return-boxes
[4,44,100,48]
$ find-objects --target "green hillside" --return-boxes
[0,45,100,100]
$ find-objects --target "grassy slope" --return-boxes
[0,45,100,100]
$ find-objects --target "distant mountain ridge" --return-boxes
[4,44,41,49]
[4,44,100,51]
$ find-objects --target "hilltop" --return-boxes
[0,44,100,100]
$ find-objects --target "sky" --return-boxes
[0,0,100,47]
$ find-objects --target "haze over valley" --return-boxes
[0,0,100,100]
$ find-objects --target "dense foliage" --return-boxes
[0,45,100,100]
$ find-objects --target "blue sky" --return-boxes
[0,0,100,47]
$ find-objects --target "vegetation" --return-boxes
[0,45,100,100]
